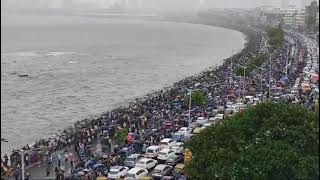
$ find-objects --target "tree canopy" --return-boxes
[266,27,284,50]
[185,102,319,180]
[190,89,207,107]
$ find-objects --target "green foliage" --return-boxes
[187,90,207,107]
[115,128,128,144]
[266,26,284,50]
[185,102,319,180]
[235,54,267,76]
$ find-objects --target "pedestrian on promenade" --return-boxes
[64,150,69,164]
[55,166,60,179]
[45,163,51,177]
[25,170,30,180]
[58,153,62,167]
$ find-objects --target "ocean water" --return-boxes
[1,12,245,154]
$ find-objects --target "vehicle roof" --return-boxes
[137,158,154,162]
[179,127,188,130]
[146,145,160,149]
[159,148,172,153]
[128,154,142,158]
[175,163,185,168]
[154,164,170,170]
[127,167,146,174]
[110,166,125,170]
[161,138,173,142]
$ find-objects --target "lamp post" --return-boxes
[238,65,247,103]
[187,89,192,127]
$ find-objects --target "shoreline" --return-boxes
[1,20,257,156]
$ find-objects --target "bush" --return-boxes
[185,102,319,180]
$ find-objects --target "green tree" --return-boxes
[185,102,319,180]
[189,90,207,107]
[115,128,128,144]
[266,26,284,50]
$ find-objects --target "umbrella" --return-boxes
[311,74,319,81]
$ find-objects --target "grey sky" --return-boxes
[1,0,312,11]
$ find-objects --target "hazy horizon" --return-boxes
[1,0,314,12]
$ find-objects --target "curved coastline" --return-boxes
[1,19,252,156]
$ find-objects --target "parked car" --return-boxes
[151,164,173,179]
[178,127,192,134]
[157,149,176,161]
[124,167,148,180]
[124,154,143,168]
[135,158,158,170]
[160,138,176,149]
[165,155,184,166]
[145,145,161,159]
[171,142,184,154]
[107,166,129,179]
[195,117,208,125]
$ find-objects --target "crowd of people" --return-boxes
[1,23,318,180]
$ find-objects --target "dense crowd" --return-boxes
[1,24,318,180]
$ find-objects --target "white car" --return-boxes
[157,148,176,161]
[108,166,129,179]
[196,117,208,125]
[135,158,158,170]
[145,145,161,159]
[160,138,176,149]
[124,167,148,180]
[171,142,184,154]
[178,127,192,134]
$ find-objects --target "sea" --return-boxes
[1,11,246,154]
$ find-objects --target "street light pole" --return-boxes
[188,90,192,127]
[21,150,25,180]
[285,44,289,77]
[243,67,246,102]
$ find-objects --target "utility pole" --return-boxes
[188,90,192,127]
[285,44,289,77]
[21,150,25,180]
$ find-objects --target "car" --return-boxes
[124,167,148,180]
[157,149,176,161]
[202,122,213,129]
[151,164,173,179]
[165,155,184,166]
[135,158,158,170]
[145,145,161,159]
[160,138,176,149]
[178,127,192,134]
[192,127,205,134]
[124,154,143,168]
[107,166,129,179]
[171,142,184,154]
[195,117,208,125]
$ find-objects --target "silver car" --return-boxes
[124,154,143,168]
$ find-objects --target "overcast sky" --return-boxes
[1,0,313,11]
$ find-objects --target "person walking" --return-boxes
[58,153,62,167]
[45,163,51,177]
